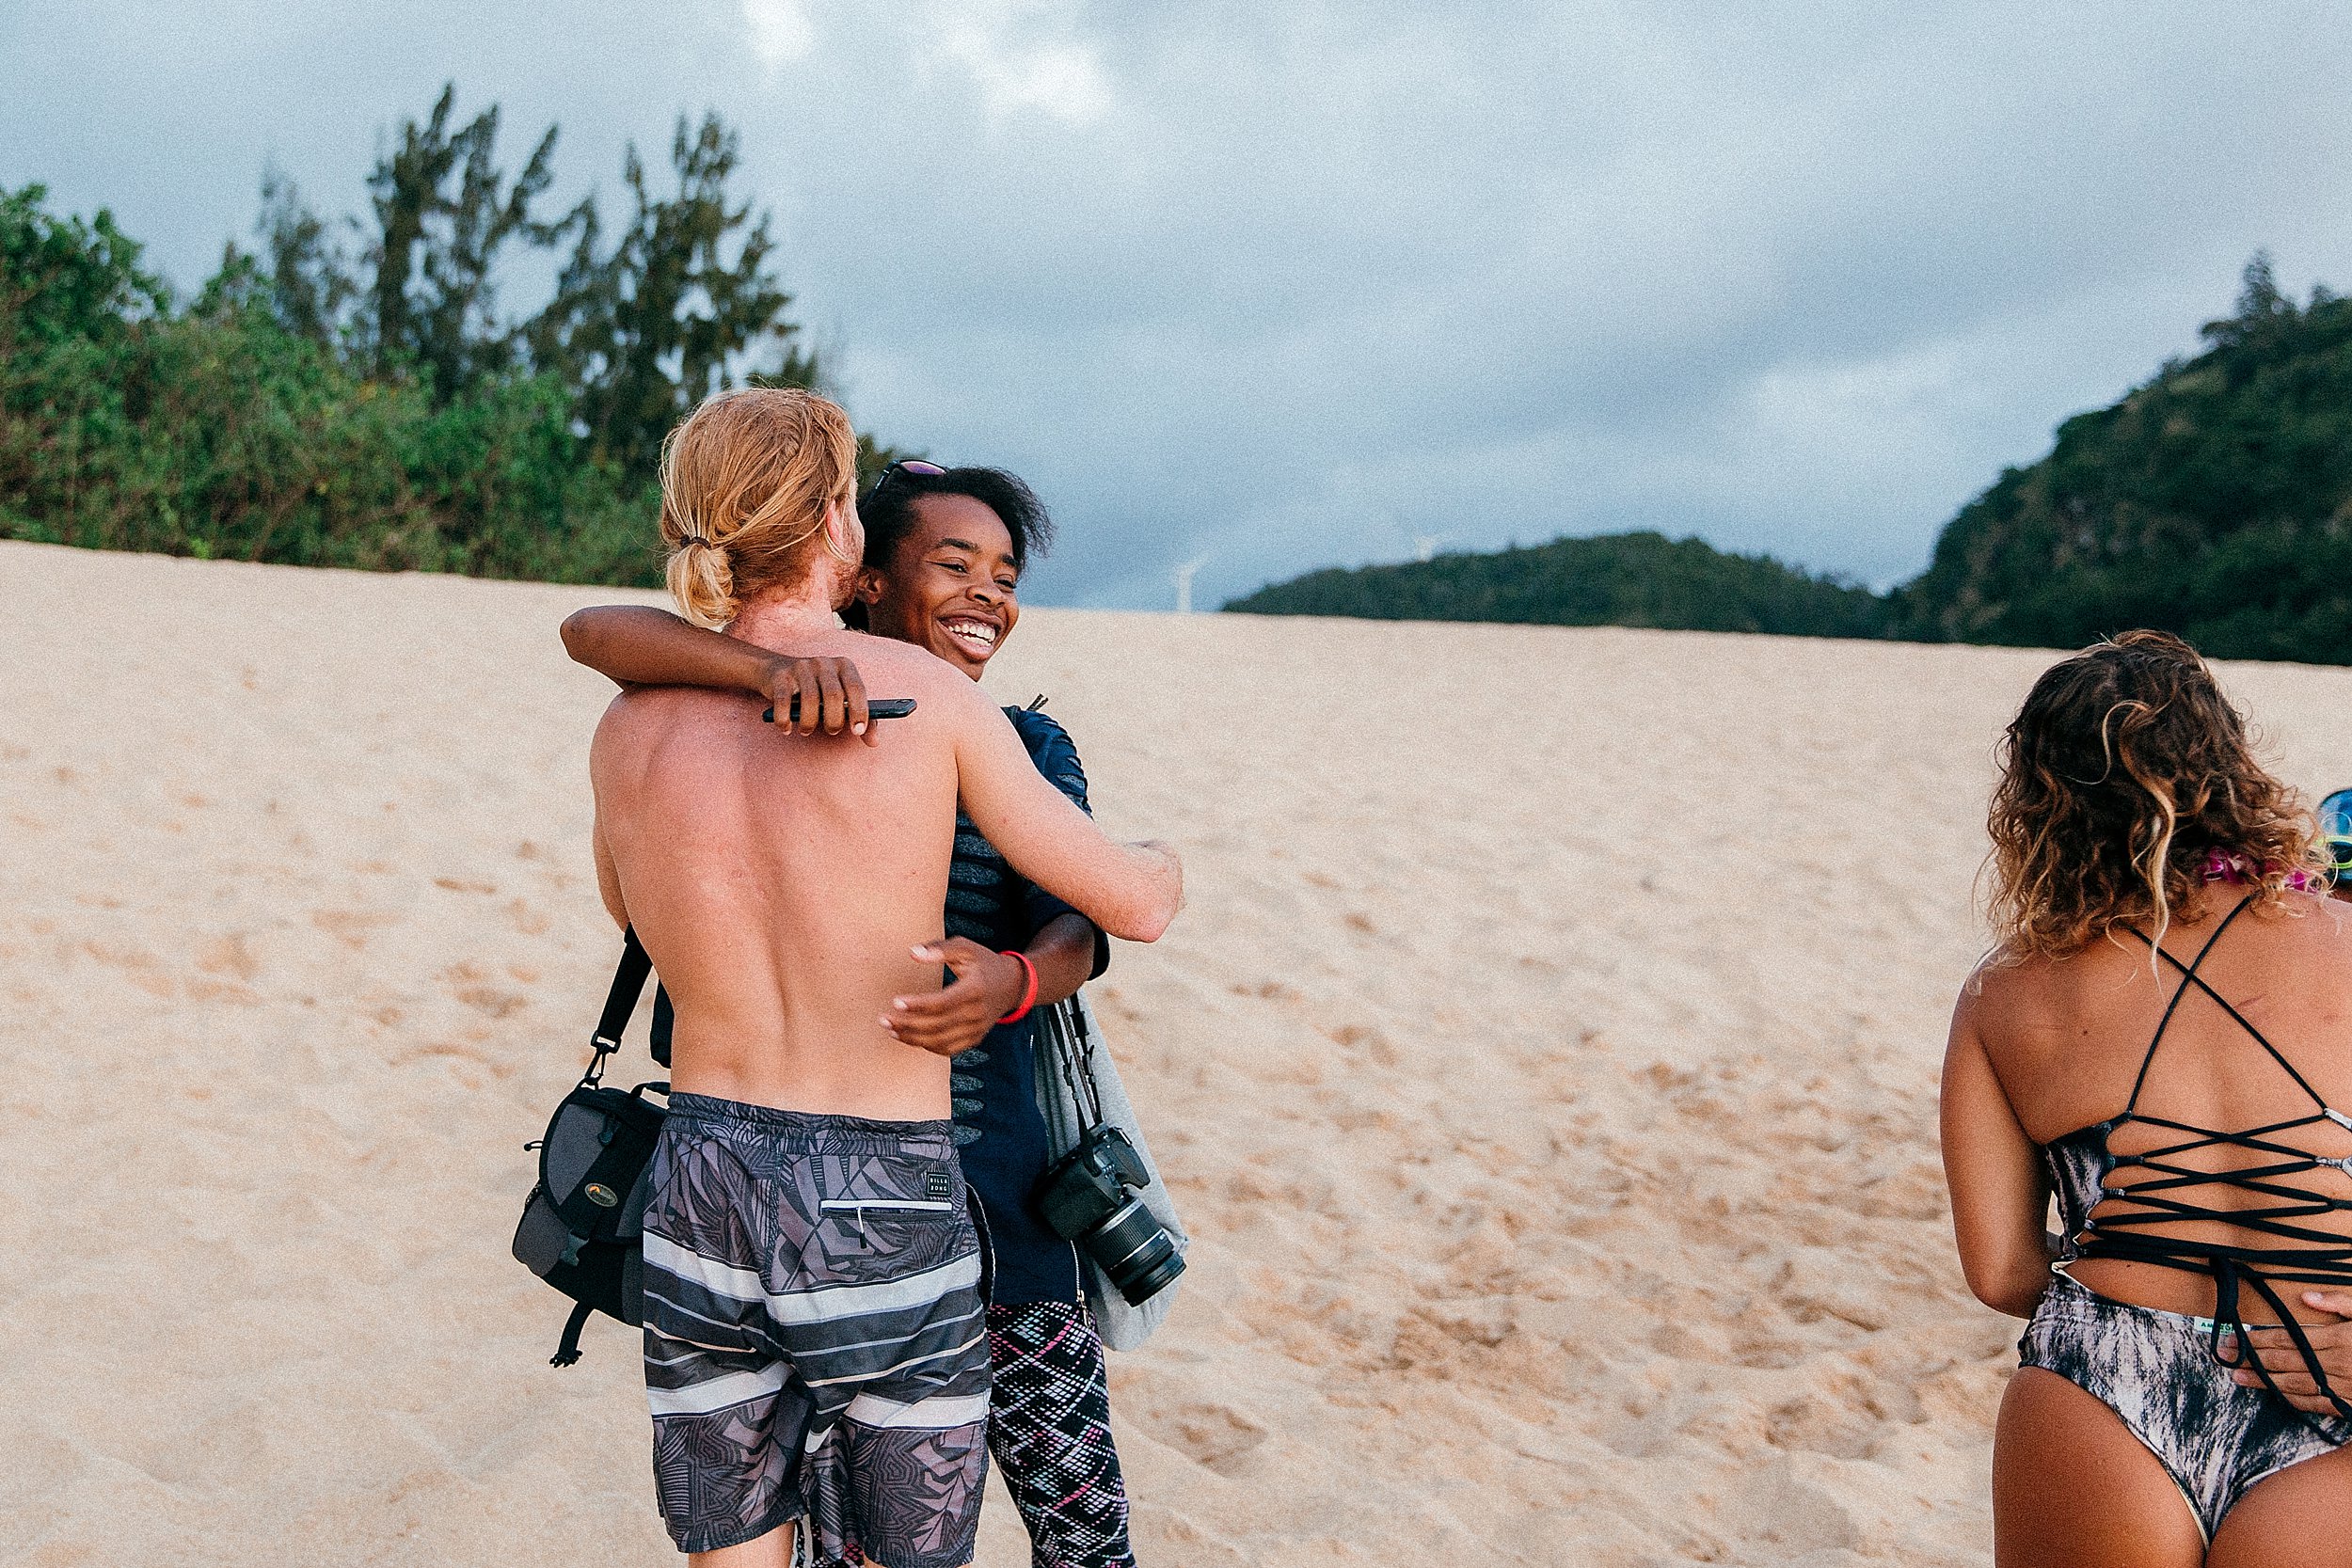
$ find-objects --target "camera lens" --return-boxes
[1080,1196,1186,1305]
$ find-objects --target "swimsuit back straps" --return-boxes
[2072,895,2352,1428]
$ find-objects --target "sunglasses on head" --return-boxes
[866,459,946,501]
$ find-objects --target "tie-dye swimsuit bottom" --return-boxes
[2020,1273,2352,1542]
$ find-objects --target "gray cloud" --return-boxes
[8,0,2350,607]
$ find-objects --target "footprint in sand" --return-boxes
[504,897,551,936]
[197,933,261,982]
[1320,1022,1398,1066]
[457,988,528,1019]
[439,961,529,1019]
[80,939,173,997]
[1139,1402,1269,1477]
[311,910,400,950]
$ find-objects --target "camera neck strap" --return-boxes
[1047,996,1107,1132]
[583,927,655,1089]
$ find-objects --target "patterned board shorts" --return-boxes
[640,1093,993,1565]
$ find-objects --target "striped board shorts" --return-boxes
[640,1093,993,1565]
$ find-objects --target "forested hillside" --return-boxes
[1888,257,2352,661]
[0,86,900,585]
[1236,259,2352,663]
[1224,531,1887,637]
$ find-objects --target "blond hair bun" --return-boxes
[658,388,860,628]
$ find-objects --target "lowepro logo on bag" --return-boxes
[585,1182,620,1208]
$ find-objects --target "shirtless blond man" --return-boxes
[587,389,1182,1568]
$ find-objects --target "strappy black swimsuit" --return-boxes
[2021,895,2352,1539]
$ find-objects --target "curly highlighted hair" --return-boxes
[1987,629,2324,960]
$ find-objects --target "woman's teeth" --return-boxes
[945,619,998,647]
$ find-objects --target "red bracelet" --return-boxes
[996,949,1040,1025]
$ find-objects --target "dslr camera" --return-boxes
[1033,1124,1185,1304]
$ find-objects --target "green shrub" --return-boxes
[1225,531,1890,639]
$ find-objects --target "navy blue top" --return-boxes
[946,704,1110,1305]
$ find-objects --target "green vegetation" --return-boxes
[11,116,2348,660]
[1224,531,1889,638]
[1889,256,2352,662]
[0,85,901,585]
[1235,258,2352,664]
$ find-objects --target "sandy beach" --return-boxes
[9,537,2352,1566]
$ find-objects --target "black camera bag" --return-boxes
[511,927,672,1366]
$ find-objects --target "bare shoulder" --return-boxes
[2250,889,2352,949]
[590,684,748,768]
[1957,943,2083,1076]
[1948,958,1991,1034]
[831,634,1000,722]
[2239,890,2352,988]
[2313,892,2352,946]
[814,631,955,690]
[592,685,652,751]
[1958,946,2042,1025]
[594,680,742,730]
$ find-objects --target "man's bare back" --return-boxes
[592,611,1180,1121]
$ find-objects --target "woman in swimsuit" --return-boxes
[562,461,1143,1568]
[1942,629,2352,1567]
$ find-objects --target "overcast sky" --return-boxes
[8,2,2350,608]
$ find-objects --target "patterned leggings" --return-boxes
[986,1300,1136,1568]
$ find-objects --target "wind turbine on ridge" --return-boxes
[1172,557,1209,614]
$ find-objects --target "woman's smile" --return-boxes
[939,611,1002,659]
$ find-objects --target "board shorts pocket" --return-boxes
[800,1149,974,1275]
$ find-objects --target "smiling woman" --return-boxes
[847,460,1057,673]
[557,459,1149,1568]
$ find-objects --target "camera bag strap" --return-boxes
[584,926,655,1089]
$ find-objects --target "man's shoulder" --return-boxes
[833,639,1002,732]
[832,631,973,694]
[592,684,755,759]
[597,682,753,725]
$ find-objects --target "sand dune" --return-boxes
[8,538,2352,1565]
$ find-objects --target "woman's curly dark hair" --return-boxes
[1987,629,2323,959]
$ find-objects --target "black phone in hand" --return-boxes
[763,696,916,723]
